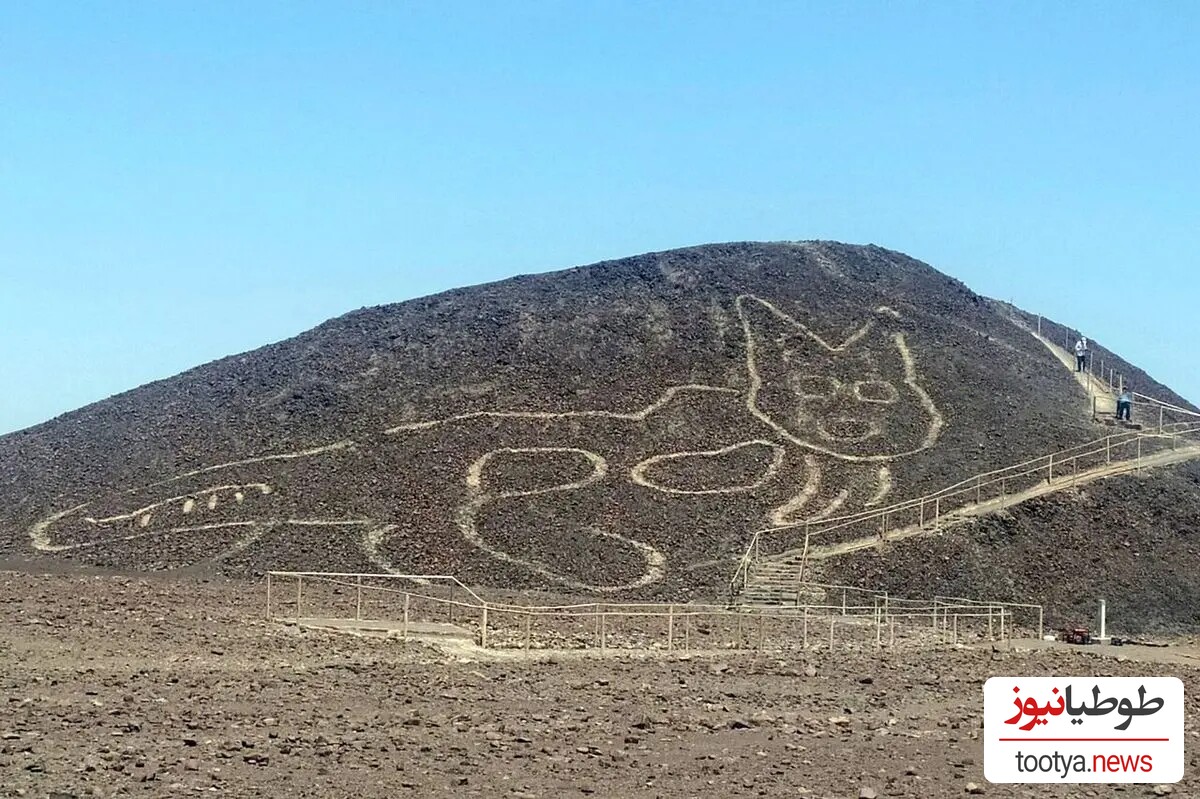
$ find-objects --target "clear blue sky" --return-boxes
[2,2,1197,435]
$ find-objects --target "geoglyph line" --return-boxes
[629,440,785,495]
[31,294,943,592]
[384,384,740,435]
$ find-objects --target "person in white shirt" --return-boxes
[1074,338,1088,372]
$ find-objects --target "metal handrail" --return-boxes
[730,422,1200,598]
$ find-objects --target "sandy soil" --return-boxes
[2,571,1197,798]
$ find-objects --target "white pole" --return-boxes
[1098,599,1107,642]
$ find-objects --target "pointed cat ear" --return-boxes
[737,294,876,353]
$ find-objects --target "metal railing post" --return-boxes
[1048,454,1054,483]
[266,572,272,620]
[355,575,362,621]
[295,575,303,621]
[480,605,489,649]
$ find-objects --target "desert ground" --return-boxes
[2,568,1196,798]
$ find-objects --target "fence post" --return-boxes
[842,589,847,615]
[403,593,410,639]
[295,575,303,621]
[265,572,272,620]
[828,614,835,649]
[448,585,455,623]
[1137,437,1142,471]
[988,605,994,641]
[1038,607,1044,640]
[1048,454,1054,483]
[802,607,809,648]
[480,605,489,649]
[524,613,532,651]
[355,575,362,621]
[934,497,940,529]
[1106,437,1111,464]
[600,613,607,652]
[975,474,981,504]
[684,613,691,651]
[919,498,925,528]
[1072,456,1078,486]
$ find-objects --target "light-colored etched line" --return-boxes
[33,521,259,553]
[629,440,785,495]
[807,489,850,521]
[864,466,893,507]
[738,294,875,352]
[384,385,739,435]
[767,454,821,526]
[88,484,271,525]
[133,441,355,492]
[466,447,609,497]
[738,291,944,461]
[284,518,375,526]
[455,492,666,593]
[362,524,401,573]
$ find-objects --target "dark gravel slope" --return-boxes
[0,241,1187,602]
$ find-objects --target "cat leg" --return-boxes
[456,446,666,592]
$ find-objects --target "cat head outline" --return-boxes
[736,295,944,461]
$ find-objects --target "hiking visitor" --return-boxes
[1116,389,1132,421]
[1074,337,1088,372]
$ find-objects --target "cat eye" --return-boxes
[852,379,900,404]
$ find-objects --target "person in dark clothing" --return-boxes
[1074,337,1088,372]
[1116,390,1132,421]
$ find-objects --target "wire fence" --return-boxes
[264,571,1041,654]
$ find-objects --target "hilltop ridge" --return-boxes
[0,241,1193,616]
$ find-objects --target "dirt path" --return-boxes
[807,440,1200,559]
[1018,321,1117,416]
[4,571,1200,798]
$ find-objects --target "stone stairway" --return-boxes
[741,557,826,606]
[737,436,1200,607]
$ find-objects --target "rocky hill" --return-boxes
[0,241,1192,610]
